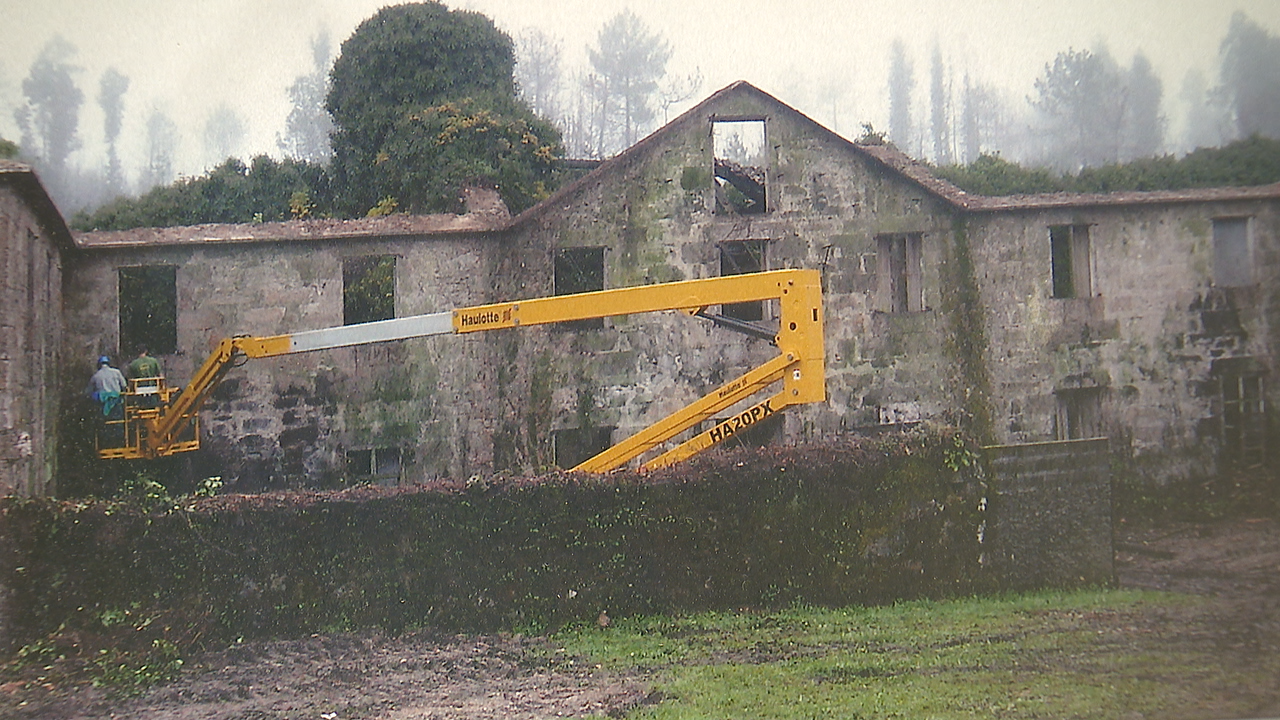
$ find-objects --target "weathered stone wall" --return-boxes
[61,233,500,489]
[55,84,1280,488]
[968,199,1280,483]
[984,438,1114,589]
[489,86,974,470]
[0,171,64,497]
[0,436,994,651]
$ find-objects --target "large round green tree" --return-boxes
[327,2,560,216]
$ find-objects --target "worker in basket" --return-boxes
[126,347,164,408]
[87,355,127,443]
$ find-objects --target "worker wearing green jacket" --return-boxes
[126,348,164,408]
[127,348,162,380]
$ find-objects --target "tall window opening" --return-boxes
[712,118,767,214]
[554,246,605,330]
[343,255,396,325]
[719,239,766,321]
[118,265,177,356]
[553,426,614,469]
[1049,224,1092,299]
[876,233,923,313]
[1054,388,1103,440]
[1221,372,1265,467]
[1213,217,1252,287]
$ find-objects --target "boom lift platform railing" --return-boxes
[98,268,825,472]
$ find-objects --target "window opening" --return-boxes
[554,246,605,330]
[343,255,396,325]
[118,265,177,356]
[1054,388,1103,440]
[876,233,923,313]
[1222,372,1265,466]
[1213,217,1252,287]
[719,239,766,321]
[713,119,767,214]
[1049,224,1092,299]
[553,427,614,469]
[347,446,403,483]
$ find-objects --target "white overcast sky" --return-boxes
[3,0,1278,180]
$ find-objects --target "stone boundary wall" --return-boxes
[0,437,988,653]
[0,434,1119,655]
[984,438,1114,590]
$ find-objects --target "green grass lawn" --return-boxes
[550,590,1270,719]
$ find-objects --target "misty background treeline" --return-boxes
[3,4,1280,230]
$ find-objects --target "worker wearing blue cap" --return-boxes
[87,355,127,418]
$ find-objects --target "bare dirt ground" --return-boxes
[0,630,654,720]
[3,515,1278,720]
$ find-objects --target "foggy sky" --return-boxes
[3,0,1278,185]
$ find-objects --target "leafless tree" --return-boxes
[516,27,564,122]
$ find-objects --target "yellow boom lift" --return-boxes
[99,268,825,472]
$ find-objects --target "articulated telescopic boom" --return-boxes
[101,269,825,472]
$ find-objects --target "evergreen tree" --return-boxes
[1031,47,1127,169]
[15,35,83,194]
[375,96,560,214]
[586,10,671,155]
[279,30,334,164]
[1218,11,1280,140]
[959,74,1003,164]
[203,103,246,167]
[929,45,952,165]
[888,39,915,154]
[97,67,129,197]
[1179,68,1226,151]
[1124,53,1164,159]
[140,108,179,191]
[326,2,549,216]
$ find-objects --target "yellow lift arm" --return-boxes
[100,268,825,472]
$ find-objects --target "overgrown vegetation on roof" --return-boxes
[71,2,563,233]
[935,135,1280,196]
[71,156,331,231]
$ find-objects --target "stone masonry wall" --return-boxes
[0,183,62,497]
[61,233,499,489]
[489,86,977,471]
[55,84,1280,488]
[984,438,1114,589]
[968,199,1279,484]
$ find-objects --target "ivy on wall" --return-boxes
[0,429,988,657]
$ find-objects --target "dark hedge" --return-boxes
[0,430,989,655]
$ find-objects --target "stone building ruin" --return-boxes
[0,161,71,497]
[2,82,1276,495]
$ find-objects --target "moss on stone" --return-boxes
[681,165,710,191]
[938,218,996,444]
